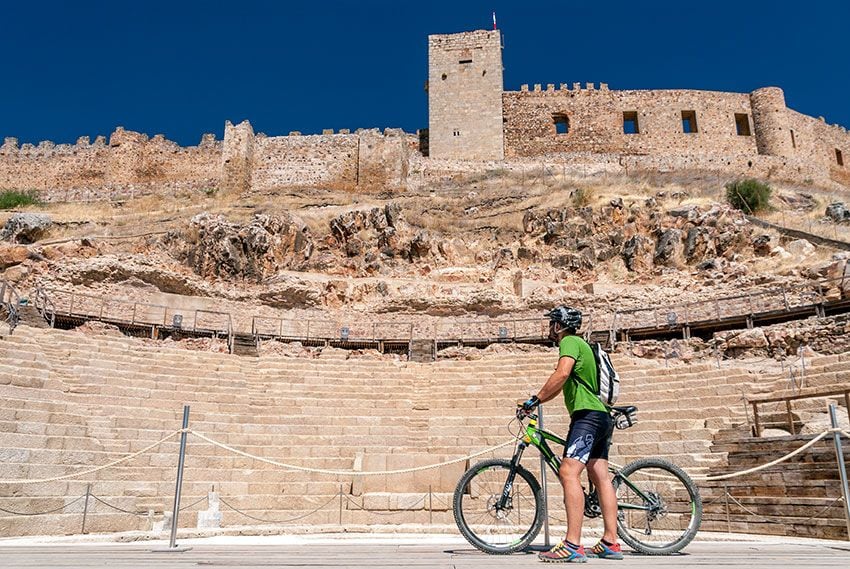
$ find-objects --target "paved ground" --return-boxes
[1,535,849,568]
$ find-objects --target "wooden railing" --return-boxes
[749,388,850,437]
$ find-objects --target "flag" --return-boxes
[493,11,497,30]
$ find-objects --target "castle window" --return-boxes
[681,110,698,134]
[453,130,461,137]
[838,149,845,167]
[553,114,570,135]
[790,130,797,148]
[734,113,751,136]
[623,112,640,134]
[459,59,473,64]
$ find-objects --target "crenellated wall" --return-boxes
[503,85,759,158]
[0,130,221,201]
[426,29,850,189]
[237,125,410,193]
[0,122,412,200]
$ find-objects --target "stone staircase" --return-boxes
[1,324,849,537]
[14,305,50,329]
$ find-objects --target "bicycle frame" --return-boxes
[499,415,658,514]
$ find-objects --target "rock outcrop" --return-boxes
[163,213,312,281]
[1,213,52,244]
[521,202,755,273]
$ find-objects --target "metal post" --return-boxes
[828,404,850,540]
[167,405,190,551]
[538,404,550,547]
[752,403,761,438]
[429,485,433,525]
[723,485,731,533]
[786,400,796,435]
[81,483,91,534]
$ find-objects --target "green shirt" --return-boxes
[558,335,606,415]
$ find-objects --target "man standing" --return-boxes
[522,306,623,563]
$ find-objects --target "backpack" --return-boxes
[575,342,620,407]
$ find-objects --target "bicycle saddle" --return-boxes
[611,405,637,415]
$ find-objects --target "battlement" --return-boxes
[425,29,849,188]
[0,120,411,199]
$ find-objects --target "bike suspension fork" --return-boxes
[497,442,528,510]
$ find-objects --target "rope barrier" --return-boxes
[343,494,427,516]
[0,430,182,485]
[179,495,210,512]
[90,495,149,517]
[0,426,844,485]
[218,494,338,524]
[608,428,844,482]
[188,430,516,476]
[694,429,836,481]
[725,492,845,526]
[0,495,85,516]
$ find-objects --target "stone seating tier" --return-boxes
[1,325,849,536]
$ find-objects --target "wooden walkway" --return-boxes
[1,539,848,568]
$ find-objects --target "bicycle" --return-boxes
[452,404,702,555]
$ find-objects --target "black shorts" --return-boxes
[564,409,613,464]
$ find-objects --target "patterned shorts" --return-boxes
[564,410,613,464]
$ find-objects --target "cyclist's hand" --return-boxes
[517,395,539,418]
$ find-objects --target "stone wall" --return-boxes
[504,85,759,158]
[242,126,410,192]
[501,83,850,189]
[427,29,850,188]
[0,122,412,199]
[0,129,221,201]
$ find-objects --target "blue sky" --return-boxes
[1,0,847,146]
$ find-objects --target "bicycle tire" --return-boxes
[614,457,702,555]
[453,458,544,555]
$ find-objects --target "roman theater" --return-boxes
[1,28,849,551]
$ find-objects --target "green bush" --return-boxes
[725,179,772,213]
[0,190,41,210]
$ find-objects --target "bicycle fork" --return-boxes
[495,442,528,512]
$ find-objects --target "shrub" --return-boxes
[571,187,592,208]
[725,179,772,213]
[0,190,41,210]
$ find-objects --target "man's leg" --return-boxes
[586,458,618,544]
[559,457,586,545]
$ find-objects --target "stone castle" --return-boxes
[427,30,850,187]
[1,28,849,199]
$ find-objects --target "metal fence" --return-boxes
[34,287,233,346]
[252,316,413,342]
[26,275,850,356]
[0,279,20,332]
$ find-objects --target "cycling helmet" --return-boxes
[545,305,582,331]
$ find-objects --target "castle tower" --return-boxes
[750,87,794,157]
[222,120,254,193]
[428,30,504,161]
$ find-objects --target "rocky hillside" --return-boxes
[1,172,848,326]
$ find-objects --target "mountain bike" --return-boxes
[453,405,702,555]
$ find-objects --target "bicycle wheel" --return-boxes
[453,458,544,554]
[614,457,702,555]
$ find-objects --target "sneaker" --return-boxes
[587,540,624,560]
[538,540,587,563]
